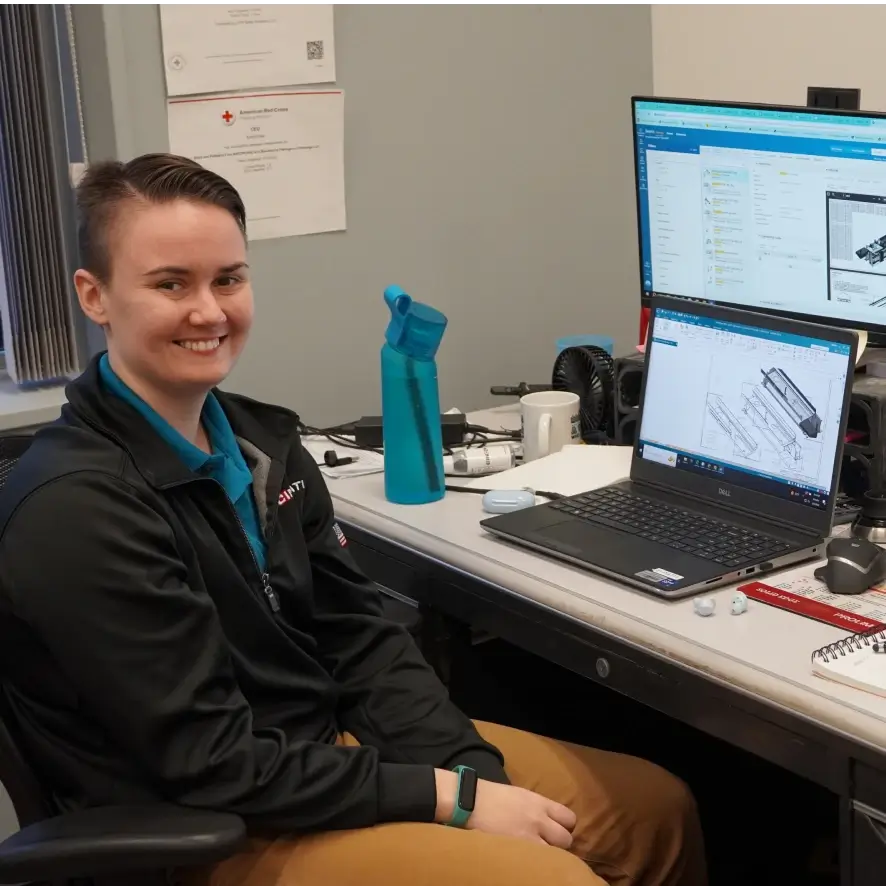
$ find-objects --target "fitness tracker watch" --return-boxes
[447,765,478,827]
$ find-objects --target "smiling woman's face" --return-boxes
[75,197,254,399]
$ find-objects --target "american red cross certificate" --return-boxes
[167,89,345,241]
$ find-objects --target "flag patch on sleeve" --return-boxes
[333,523,347,547]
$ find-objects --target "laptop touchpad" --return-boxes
[531,520,637,559]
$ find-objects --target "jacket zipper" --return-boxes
[205,477,281,614]
[261,571,280,613]
[223,484,281,614]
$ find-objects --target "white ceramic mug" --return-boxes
[520,391,581,462]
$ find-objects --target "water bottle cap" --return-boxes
[383,285,447,359]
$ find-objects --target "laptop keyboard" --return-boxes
[548,487,796,567]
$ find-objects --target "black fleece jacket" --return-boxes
[0,356,507,831]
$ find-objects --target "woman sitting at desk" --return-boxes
[0,153,707,886]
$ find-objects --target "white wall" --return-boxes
[653,4,886,111]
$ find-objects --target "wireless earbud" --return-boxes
[692,597,716,617]
[324,450,356,468]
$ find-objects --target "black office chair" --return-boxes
[0,434,247,885]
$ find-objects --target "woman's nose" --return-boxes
[189,286,226,326]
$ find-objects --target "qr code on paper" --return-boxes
[306,40,324,61]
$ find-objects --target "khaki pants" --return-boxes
[186,721,707,886]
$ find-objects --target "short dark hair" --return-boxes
[75,153,247,282]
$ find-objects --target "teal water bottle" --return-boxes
[381,286,448,504]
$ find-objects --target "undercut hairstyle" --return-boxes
[75,153,247,282]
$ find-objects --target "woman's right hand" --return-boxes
[434,769,576,848]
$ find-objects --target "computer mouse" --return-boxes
[813,537,886,595]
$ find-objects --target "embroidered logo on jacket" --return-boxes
[278,479,306,506]
[333,523,348,547]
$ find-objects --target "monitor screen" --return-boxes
[637,306,853,511]
[633,98,886,332]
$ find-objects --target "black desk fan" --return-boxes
[551,345,615,444]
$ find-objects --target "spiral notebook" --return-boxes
[812,628,886,697]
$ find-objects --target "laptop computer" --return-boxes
[481,298,858,599]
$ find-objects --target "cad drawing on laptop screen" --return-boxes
[637,306,852,513]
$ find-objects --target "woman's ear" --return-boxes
[73,269,108,327]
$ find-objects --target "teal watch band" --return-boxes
[447,765,478,828]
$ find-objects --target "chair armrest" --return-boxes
[0,803,246,884]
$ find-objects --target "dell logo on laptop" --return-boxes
[718,487,731,497]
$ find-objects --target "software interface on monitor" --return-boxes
[635,100,886,328]
[638,308,852,509]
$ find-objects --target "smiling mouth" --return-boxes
[176,336,227,352]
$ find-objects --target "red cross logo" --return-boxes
[221,110,235,126]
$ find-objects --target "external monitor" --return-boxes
[633,97,886,338]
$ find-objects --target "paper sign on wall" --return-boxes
[159,5,336,97]
[167,89,346,240]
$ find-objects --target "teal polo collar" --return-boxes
[98,353,265,569]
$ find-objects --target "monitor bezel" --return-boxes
[631,95,886,344]
[631,296,858,537]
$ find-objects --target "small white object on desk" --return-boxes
[731,592,748,616]
[444,444,516,476]
[693,597,716,617]
[481,489,536,514]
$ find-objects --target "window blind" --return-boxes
[0,5,81,385]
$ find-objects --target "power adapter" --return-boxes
[354,413,467,449]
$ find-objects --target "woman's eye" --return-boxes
[157,280,183,293]
[215,275,241,288]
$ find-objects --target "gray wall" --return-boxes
[73,4,652,427]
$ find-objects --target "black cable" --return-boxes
[443,475,531,483]
[299,420,516,454]
[297,421,382,455]
[328,434,380,453]
[466,423,520,439]
[464,435,518,446]
[298,420,357,436]
[444,484,564,501]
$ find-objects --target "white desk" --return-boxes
[325,407,886,759]
[325,406,886,886]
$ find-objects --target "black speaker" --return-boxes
[612,352,645,444]
[844,375,886,494]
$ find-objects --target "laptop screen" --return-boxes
[637,307,853,512]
